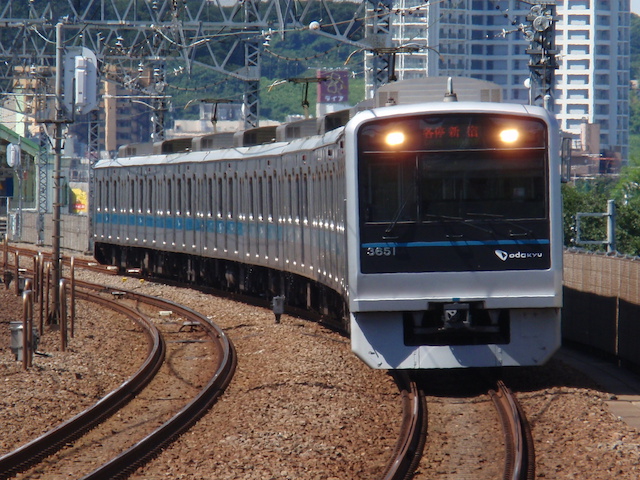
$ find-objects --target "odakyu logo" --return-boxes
[495,249,543,261]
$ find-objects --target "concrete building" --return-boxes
[555,0,630,161]
[365,0,631,161]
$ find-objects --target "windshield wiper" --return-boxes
[466,212,534,237]
[383,185,416,240]
[383,201,410,240]
[422,214,493,235]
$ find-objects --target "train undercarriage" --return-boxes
[93,242,349,330]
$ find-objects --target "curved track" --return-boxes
[80,287,237,479]
[490,380,535,480]
[381,372,428,480]
[5,244,425,479]
[0,289,165,478]
[0,276,236,479]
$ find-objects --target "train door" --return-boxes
[215,174,223,254]
[246,173,254,263]
[175,175,183,251]
[300,171,309,273]
[236,171,248,262]
[146,176,155,249]
[92,175,101,242]
[283,171,293,271]
[94,176,102,242]
[308,171,319,281]
[195,171,205,258]
[266,171,279,267]
[166,176,174,249]
[134,177,143,246]
[125,176,132,244]
[316,169,326,282]
[185,174,195,253]
[292,171,303,275]
[112,176,119,242]
[118,174,126,244]
[335,164,347,288]
[154,176,165,250]
[203,174,214,258]
[328,168,337,287]
[225,174,232,256]
[256,173,267,265]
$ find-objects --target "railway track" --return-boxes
[382,372,428,480]
[490,380,535,480]
[4,244,431,478]
[0,276,236,479]
[4,244,528,480]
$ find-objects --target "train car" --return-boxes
[345,102,563,368]
[94,127,349,317]
[93,84,562,369]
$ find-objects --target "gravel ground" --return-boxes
[1,258,640,479]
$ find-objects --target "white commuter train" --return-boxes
[93,85,563,369]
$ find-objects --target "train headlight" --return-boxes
[385,131,406,147]
[499,128,519,144]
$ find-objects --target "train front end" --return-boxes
[345,102,563,369]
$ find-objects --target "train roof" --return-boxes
[348,100,556,127]
[95,125,344,169]
[374,76,503,106]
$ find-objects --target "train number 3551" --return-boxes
[365,247,396,257]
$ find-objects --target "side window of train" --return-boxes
[295,173,302,223]
[329,171,335,224]
[267,175,274,222]
[301,173,308,224]
[97,180,103,212]
[112,179,117,212]
[187,177,193,216]
[258,175,264,221]
[167,178,172,215]
[176,177,182,215]
[207,177,213,218]
[129,178,135,213]
[227,176,234,219]
[238,176,243,220]
[248,176,254,221]
[217,177,223,219]
[148,178,153,214]
[286,174,293,221]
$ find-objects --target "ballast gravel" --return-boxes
[1,264,640,479]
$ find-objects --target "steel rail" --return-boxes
[0,289,165,479]
[8,245,408,478]
[79,288,237,479]
[381,371,428,480]
[489,380,535,480]
[7,245,119,275]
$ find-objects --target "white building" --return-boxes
[365,0,631,160]
[555,0,630,160]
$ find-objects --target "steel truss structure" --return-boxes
[0,0,392,244]
[0,0,385,130]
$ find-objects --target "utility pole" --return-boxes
[525,1,557,111]
[50,22,65,324]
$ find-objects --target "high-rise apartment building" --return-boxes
[555,0,630,160]
[365,0,630,160]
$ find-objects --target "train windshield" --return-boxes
[356,112,551,273]
[358,113,548,224]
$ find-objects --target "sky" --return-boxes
[634,0,640,15]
